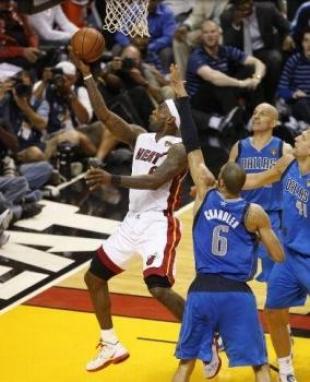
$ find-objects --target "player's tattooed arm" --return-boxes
[243,154,295,190]
[85,143,187,191]
[245,203,284,263]
[69,47,145,147]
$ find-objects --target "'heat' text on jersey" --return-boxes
[135,148,166,164]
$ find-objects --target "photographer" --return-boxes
[104,53,156,128]
[33,61,96,159]
[121,45,174,103]
[0,71,48,164]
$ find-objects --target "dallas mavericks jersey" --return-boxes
[282,160,310,255]
[193,189,258,282]
[129,133,185,214]
[237,137,283,211]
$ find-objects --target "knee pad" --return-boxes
[89,252,118,281]
[144,274,172,289]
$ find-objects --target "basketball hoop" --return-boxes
[103,0,150,38]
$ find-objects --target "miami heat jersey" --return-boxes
[282,160,310,255]
[237,137,283,211]
[129,133,185,214]
[193,189,258,282]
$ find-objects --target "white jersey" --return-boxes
[129,133,185,214]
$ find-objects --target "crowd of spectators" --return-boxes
[1,0,310,242]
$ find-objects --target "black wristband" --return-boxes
[176,96,200,154]
[111,174,121,186]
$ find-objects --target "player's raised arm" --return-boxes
[243,154,295,190]
[170,64,215,212]
[69,47,145,147]
[245,203,284,263]
[228,141,239,162]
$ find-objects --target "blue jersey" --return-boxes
[193,189,258,282]
[282,160,310,256]
[237,137,283,211]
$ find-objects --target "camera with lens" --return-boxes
[121,57,136,71]
[49,68,66,92]
[11,78,32,98]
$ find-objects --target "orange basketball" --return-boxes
[71,27,105,63]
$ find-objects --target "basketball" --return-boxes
[71,28,105,63]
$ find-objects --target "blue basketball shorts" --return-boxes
[265,246,310,309]
[175,291,267,367]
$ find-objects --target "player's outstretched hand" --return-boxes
[68,46,91,77]
[170,64,187,98]
[85,168,111,191]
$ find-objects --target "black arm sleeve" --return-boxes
[176,96,200,154]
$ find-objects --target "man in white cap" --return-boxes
[70,48,197,373]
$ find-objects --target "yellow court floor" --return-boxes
[1,305,309,382]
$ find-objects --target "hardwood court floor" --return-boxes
[0,202,309,382]
[1,306,309,382]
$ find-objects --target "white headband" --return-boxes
[164,99,180,129]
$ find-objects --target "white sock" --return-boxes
[100,328,118,344]
[278,355,294,376]
[209,116,222,130]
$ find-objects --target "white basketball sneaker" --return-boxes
[203,339,222,379]
[86,340,129,372]
[279,373,298,382]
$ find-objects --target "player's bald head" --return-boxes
[219,162,246,195]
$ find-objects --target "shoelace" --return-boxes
[94,341,118,357]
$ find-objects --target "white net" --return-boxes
[103,0,150,38]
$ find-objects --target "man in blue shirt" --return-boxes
[277,28,310,125]
[114,0,176,73]
[186,20,265,116]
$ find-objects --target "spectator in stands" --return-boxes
[114,0,176,74]
[33,61,96,159]
[27,3,78,46]
[173,0,230,78]
[163,0,194,23]
[0,0,41,69]
[102,53,155,128]
[0,77,54,189]
[186,20,265,117]
[0,72,48,163]
[120,45,174,103]
[220,0,293,103]
[291,1,310,45]
[277,27,310,125]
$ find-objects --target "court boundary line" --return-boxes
[0,260,91,316]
